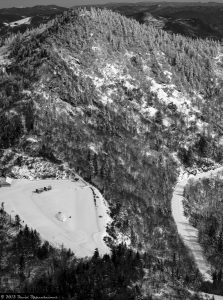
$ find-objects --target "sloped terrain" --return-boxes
[2,3,223,41]
[1,6,223,299]
[0,5,67,39]
[102,2,223,40]
[184,170,223,296]
[173,167,223,284]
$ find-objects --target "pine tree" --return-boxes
[15,214,21,228]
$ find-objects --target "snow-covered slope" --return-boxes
[4,17,32,28]
[0,178,111,257]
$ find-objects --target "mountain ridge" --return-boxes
[2,2,223,40]
[0,5,67,38]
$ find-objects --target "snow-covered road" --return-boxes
[172,166,223,299]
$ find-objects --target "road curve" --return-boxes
[171,166,223,299]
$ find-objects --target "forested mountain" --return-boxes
[2,2,223,41]
[0,5,67,38]
[99,2,223,40]
[1,6,223,299]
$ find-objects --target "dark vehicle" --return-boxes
[35,188,44,194]
[44,185,52,191]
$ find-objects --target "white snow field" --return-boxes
[6,17,32,27]
[172,166,223,300]
[0,178,111,258]
[214,296,223,300]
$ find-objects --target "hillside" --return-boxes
[174,167,223,297]
[184,169,223,296]
[0,5,67,39]
[1,6,223,299]
[2,3,223,41]
[100,2,223,40]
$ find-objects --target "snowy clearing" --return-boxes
[214,296,223,300]
[5,17,32,27]
[0,179,111,258]
[172,166,223,283]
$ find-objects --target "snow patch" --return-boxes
[92,46,101,52]
[26,137,38,143]
[214,52,223,63]
[116,231,131,247]
[149,78,191,114]
[100,94,113,105]
[219,137,223,146]
[11,165,34,180]
[92,77,104,88]
[9,17,31,27]
[123,80,137,90]
[22,90,31,95]
[163,70,172,80]
[124,51,134,58]
[88,143,100,154]
[163,117,171,127]
[196,119,209,132]
[147,106,157,117]
[101,63,120,79]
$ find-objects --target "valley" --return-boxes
[2,2,223,41]
[0,5,67,38]
[100,2,223,40]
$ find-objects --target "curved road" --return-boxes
[171,166,223,299]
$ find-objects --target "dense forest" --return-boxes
[0,205,205,299]
[1,8,223,164]
[1,7,223,298]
